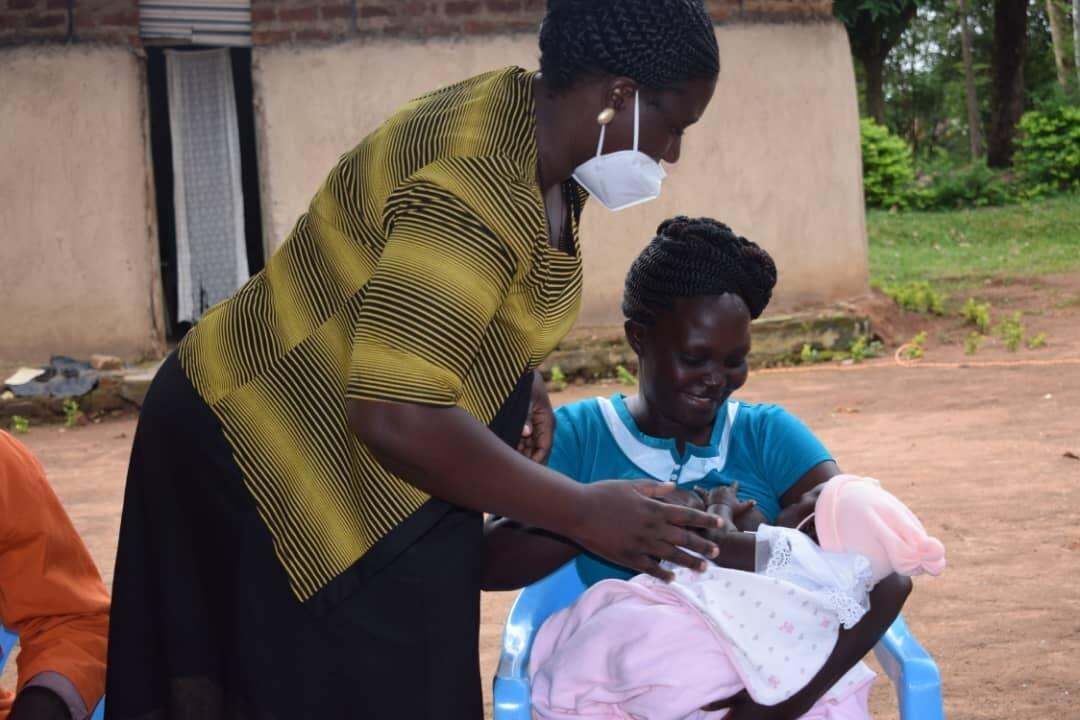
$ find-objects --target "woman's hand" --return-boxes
[517,370,555,463]
[657,486,707,511]
[569,480,723,582]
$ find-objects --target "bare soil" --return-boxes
[8,272,1080,719]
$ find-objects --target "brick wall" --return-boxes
[252,0,835,46]
[1,0,835,48]
[0,0,138,47]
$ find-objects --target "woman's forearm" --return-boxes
[481,517,581,591]
[349,399,588,537]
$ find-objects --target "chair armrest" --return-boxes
[494,563,586,719]
[872,614,944,720]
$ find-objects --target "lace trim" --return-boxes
[761,530,875,629]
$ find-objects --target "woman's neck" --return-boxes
[623,394,715,455]
[533,75,590,190]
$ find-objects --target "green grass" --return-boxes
[868,194,1080,288]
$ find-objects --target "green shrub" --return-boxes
[861,118,915,209]
[615,365,637,386]
[882,280,946,315]
[913,162,1014,210]
[1015,104,1080,197]
[1026,332,1047,349]
[9,415,29,435]
[959,298,992,331]
[843,336,885,363]
[997,312,1024,352]
[902,331,928,360]
[964,332,984,355]
[62,398,83,428]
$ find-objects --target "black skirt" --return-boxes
[106,352,532,720]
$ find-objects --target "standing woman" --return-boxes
[107,1,721,717]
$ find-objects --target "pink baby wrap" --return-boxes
[529,574,874,720]
[528,476,945,720]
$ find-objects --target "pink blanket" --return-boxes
[529,577,874,720]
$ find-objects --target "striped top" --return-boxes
[178,67,585,601]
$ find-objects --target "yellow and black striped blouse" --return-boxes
[179,67,584,601]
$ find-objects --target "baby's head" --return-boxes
[814,475,946,584]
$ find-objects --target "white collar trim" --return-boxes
[596,397,740,484]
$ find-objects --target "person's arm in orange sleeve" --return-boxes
[0,430,109,720]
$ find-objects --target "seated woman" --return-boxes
[482,216,918,719]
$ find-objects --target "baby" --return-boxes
[529,475,946,719]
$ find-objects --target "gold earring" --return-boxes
[597,107,615,125]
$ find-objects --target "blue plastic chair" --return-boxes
[494,562,944,719]
[0,624,106,720]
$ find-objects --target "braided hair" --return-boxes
[623,216,777,325]
[539,0,720,91]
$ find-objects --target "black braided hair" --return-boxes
[623,216,778,324]
[539,0,719,91]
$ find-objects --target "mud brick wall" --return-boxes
[251,0,835,46]
[0,0,138,46]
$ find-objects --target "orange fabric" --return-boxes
[0,430,109,718]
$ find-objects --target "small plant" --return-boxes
[9,415,30,435]
[996,312,1024,352]
[548,365,566,391]
[799,344,821,364]
[848,336,868,363]
[964,332,984,355]
[846,336,884,363]
[959,298,992,331]
[62,398,83,428]
[1026,333,1048,349]
[615,364,638,386]
[883,281,946,315]
[901,331,928,360]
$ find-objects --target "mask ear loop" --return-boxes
[632,90,640,151]
[595,123,606,157]
[795,511,816,532]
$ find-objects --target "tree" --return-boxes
[835,0,921,124]
[1074,0,1080,88]
[959,0,984,158]
[987,0,1029,167]
[1045,0,1070,89]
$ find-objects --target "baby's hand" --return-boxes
[706,482,756,517]
[657,486,707,512]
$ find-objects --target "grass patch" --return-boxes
[869,194,1080,288]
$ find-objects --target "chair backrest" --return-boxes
[0,624,18,676]
[496,562,585,681]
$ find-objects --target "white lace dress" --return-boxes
[643,525,877,707]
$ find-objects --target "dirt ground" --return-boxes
[6,273,1080,719]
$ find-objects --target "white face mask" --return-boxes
[572,91,667,212]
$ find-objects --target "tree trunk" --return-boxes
[1074,0,1080,89]
[1046,0,1069,89]
[987,0,1029,168]
[959,0,983,159]
[862,49,887,125]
